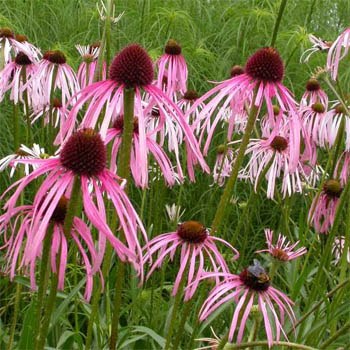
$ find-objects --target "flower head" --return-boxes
[156,39,188,97]
[143,220,239,300]
[2,129,147,278]
[256,229,307,261]
[199,260,296,347]
[300,34,332,63]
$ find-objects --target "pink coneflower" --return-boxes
[61,44,208,177]
[0,28,40,66]
[300,34,332,63]
[309,179,343,234]
[76,42,106,88]
[256,229,307,261]
[0,52,37,105]
[2,128,147,277]
[300,78,328,107]
[327,28,350,80]
[31,50,79,109]
[241,130,304,199]
[301,102,331,148]
[326,102,350,151]
[0,198,100,301]
[199,260,296,347]
[0,143,47,176]
[187,47,301,167]
[143,220,239,301]
[156,39,188,97]
[105,115,180,188]
[212,145,235,187]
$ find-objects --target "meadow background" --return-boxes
[0,0,349,349]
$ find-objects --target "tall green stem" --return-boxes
[211,91,259,233]
[164,277,186,350]
[270,0,288,47]
[172,299,192,349]
[36,176,81,349]
[109,88,135,349]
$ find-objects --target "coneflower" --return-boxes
[2,128,147,277]
[61,44,208,178]
[187,47,301,168]
[199,260,296,347]
[143,220,239,301]
[156,39,188,97]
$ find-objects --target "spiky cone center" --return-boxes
[52,97,62,108]
[323,179,342,198]
[113,115,139,133]
[60,128,106,176]
[306,78,321,91]
[183,90,198,101]
[271,248,289,261]
[311,102,326,114]
[216,144,227,154]
[90,41,100,50]
[15,34,28,43]
[335,103,346,115]
[44,50,66,64]
[15,52,32,66]
[164,39,182,55]
[230,65,244,77]
[245,47,284,83]
[270,136,288,152]
[273,105,280,116]
[51,196,68,223]
[0,27,14,38]
[239,267,270,292]
[109,44,154,88]
[177,221,208,244]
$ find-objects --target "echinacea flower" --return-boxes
[256,229,307,261]
[105,115,179,188]
[61,44,208,178]
[0,52,37,105]
[309,179,343,234]
[76,42,106,88]
[300,78,328,107]
[31,50,79,109]
[327,28,350,80]
[156,39,188,97]
[241,129,304,199]
[2,128,147,277]
[300,34,332,63]
[0,28,40,67]
[199,260,296,347]
[0,143,47,176]
[0,199,100,301]
[143,220,239,301]
[187,47,301,168]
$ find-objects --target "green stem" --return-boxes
[104,0,113,68]
[164,281,185,350]
[319,321,350,349]
[172,299,193,350]
[211,91,259,233]
[109,88,135,349]
[36,271,59,350]
[6,282,22,350]
[270,0,288,47]
[34,224,54,345]
[224,341,318,350]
